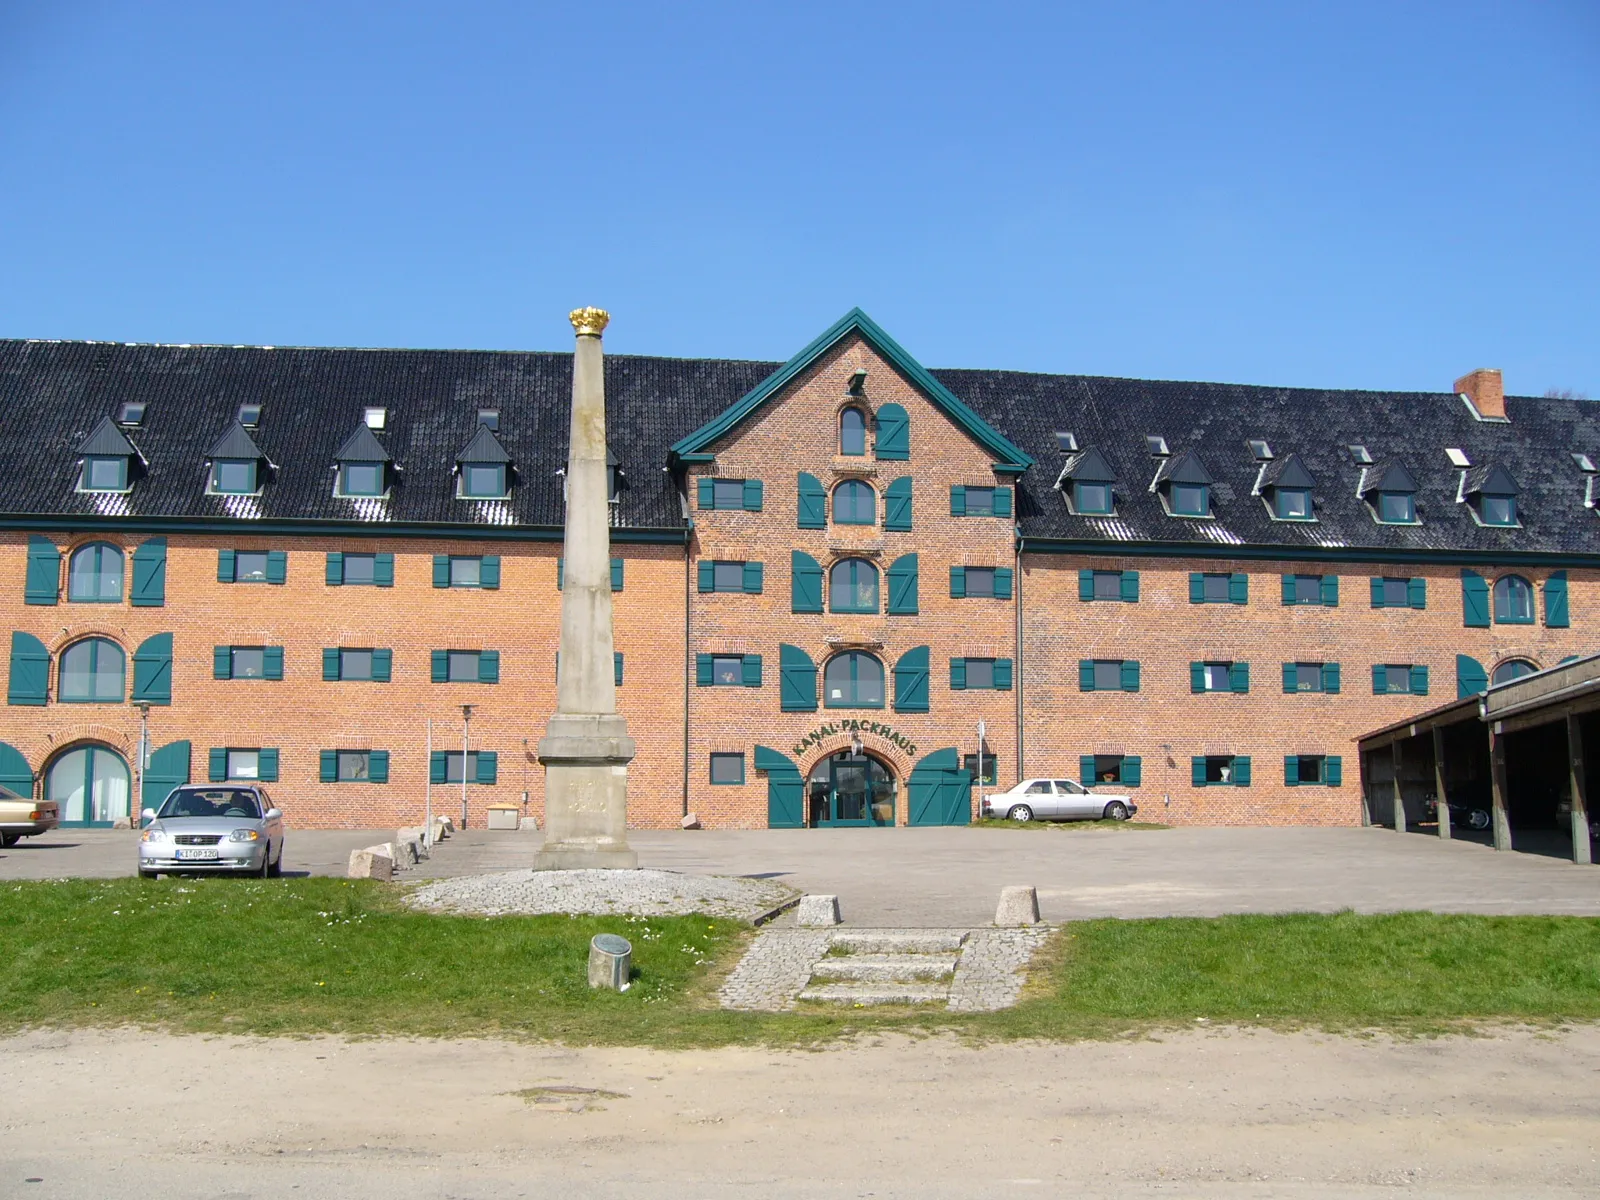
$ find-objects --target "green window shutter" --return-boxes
[263,646,284,680]
[1462,570,1490,627]
[430,751,448,784]
[779,644,817,712]
[1372,664,1388,693]
[697,478,715,509]
[742,478,763,512]
[993,487,1013,518]
[950,566,967,598]
[431,650,448,683]
[884,477,913,531]
[1121,660,1140,692]
[1322,662,1341,693]
[887,553,919,615]
[1190,662,1206,692]
[1456,654,1488,698]
[479,556,500,589]
[214,645,233,679]
[1370,577,1385,608]
[742,653,762,687]
[1191,757,1207,786]
[611,558,624,592]
[950,658,967,690]
[319,750,338,782]
[1545,571,1570,627]
[994,567,1013,599]
[266,550,287,584]
[1281,574,1296,604]
[374,553,394,587]
[1120,571,1139,602]
[476,751,498,785]
[994,656,1013,689]
[219,549,237,583]
[1079,660,1096,691]
[892,646,929,713]
[1410,664,1429,695]
[322,648,340,681]
[1121,756,1142,786]
[556,559,564,590]
[1079,754,1096,783]
[1320,574,1339,606]
[1408,577,1427,610]
[24,537,60,605]
[1233,756,1251,786]
[1284,755,1299,786]
[874,402,909,459]
[209,748,227,782]
[433,555,450,587]
[132,633,172,704]
[258,748,279,782]
[950,485,966,516]
[1325,756,1343,786]
[1229,661,1250,693]
[131,538,167,607]
[371,648,392,682]
[797,473,828,529]
[696,653,714,686]
[791,551,823,613]
[742,561,763,593]
[1228,573,1248,604]
[613,652,623,687]
[697,560,715,592]
[1079,570,1095,601]
[326,552,344,585]
[479,650,500,684]
[368,750,389,784]
[1189,573,1205,603]
[1282,662,1297,693]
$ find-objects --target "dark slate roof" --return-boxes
[333,424,392,463]
[1060,446,1117,483]
[1463,463,1518,496]
[76,415,138,458]
[3,336,1599,557]
[1151,449,1213,488]
[455,423,511,464]
[1257,453,1316,492]
[1357,461,1418,496]
[206,421,266,462]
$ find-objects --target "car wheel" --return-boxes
[1007,804,1034,823]
[1467,808,1491,831]
[1103,801,1130,821]
[0,832,19,848]
[256,847,271,878]
[267,843,283,877]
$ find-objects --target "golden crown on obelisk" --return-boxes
[569,307,610,337]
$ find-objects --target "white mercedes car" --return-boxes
[981,777,1137,823]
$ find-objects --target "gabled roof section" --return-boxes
[668,308,1033,472]
[333,424,392,463]
[1153,449,1212,487]
[206,421,265,461]
[1359,461,1418,496]
[1061,446,1117,483]
[455,423,512,464]
[1464,463,1519,496]
[1259,452,1316,490]
[77,416,137,458]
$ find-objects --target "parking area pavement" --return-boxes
[9,822,1598,924]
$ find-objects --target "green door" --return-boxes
[755,746,805,828]
[907,747,973,826]
[828,759,874,827]
[141,740,192,820]
[806,751,895,826]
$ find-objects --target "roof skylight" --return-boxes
[1573,453,1597,473]
[1248,439,1274,461]
[116,402,146,427]
[1445,448,1471,468]
[1348,444,1373,464]
[238,403,262,428]
[1054,431,1077,453]
[363,407,387,430]
[1146,436,1169,457]
[478,409,500,431]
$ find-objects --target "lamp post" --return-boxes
[133,701,151,826]
[460,704,474,829]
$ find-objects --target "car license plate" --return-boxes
[176,847,220,861]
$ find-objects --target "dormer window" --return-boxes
[1152,449,1213,518]
[606,448,623,504]
[340,462,385,497]
[1480,495,1516,526]
[1258,452,1316,522]
[1378,492,1415,523]
[210,459,258,495]
[1061,446,1118,516]
[75,416,139,493]
[839,406,868,456]
[1275,488,1311,520]
[1171,482,1210,516]
[205,421,269,497]
[461,463,507,498]
[1462,464,1520,528]
[454,422,513,500]
[82,456,129,492]
[333,422,393,499]
[1360,461,1420,525]
[1074,482,1113,515]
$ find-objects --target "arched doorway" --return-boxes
[48,744,131,827]
[806,750,896,827]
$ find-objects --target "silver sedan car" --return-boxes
[981,777,1138,823]
[138,785,285,879]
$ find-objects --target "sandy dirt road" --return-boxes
[3,1026,1598,1199]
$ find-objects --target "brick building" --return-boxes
[2,310,1595,830]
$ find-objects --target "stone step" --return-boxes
[809,953,960,982]
[828,930,968,955]
[798,982,950,1005]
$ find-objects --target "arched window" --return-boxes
[833,479,876,525]
[47,744,131,825]
[839,406,867,456]
[1491,658,1537,685]
[1493,575,1534,624]
[829,558,879,613]
[823,651,885,708]
[68,542,123,603]
[59,638,125,703]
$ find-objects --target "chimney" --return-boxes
[1455,368,1507,421]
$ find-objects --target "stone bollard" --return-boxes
[995,886,1040,926]
[392,838,423,869]
[588,933,633,991]
[796,894,842,926]
[348,845,394,881]
[680,812,702,830]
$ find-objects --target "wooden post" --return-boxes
[1431,726,1451,842]
[1390,740,1407,833]
[1488,725,1512,852]
[1567,713,1592,866]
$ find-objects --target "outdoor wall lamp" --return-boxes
[848,368,867,394]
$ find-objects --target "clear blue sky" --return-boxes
[2,1,1595,395]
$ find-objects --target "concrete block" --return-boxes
[396,828,430,857]
[995,886,1040,927]
[796,894,842,926]
[112,817,131,830]
[348,845,394,881]
[518,815,540,831]
[680,812,702,830]
[587,933,633,991]
[392,838,422,868]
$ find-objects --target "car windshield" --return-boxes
[158,789,262,819]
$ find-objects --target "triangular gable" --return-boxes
[1261,452,1316,490]
[1062,446,1117,483]
[334,424,392,463]
[1465,463,1518,496]
[77,416,137,457]
[206,421,266,461]
[456,423,512,464]
[1360,461,1417,495]
[668,308,1033,473]
[1154,449,1213,486]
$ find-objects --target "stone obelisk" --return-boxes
[534,307,638,870]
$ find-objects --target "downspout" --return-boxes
[683,518,693,818]
[1014,530,1024,785]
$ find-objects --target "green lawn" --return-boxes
[3,879,1598,1044]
